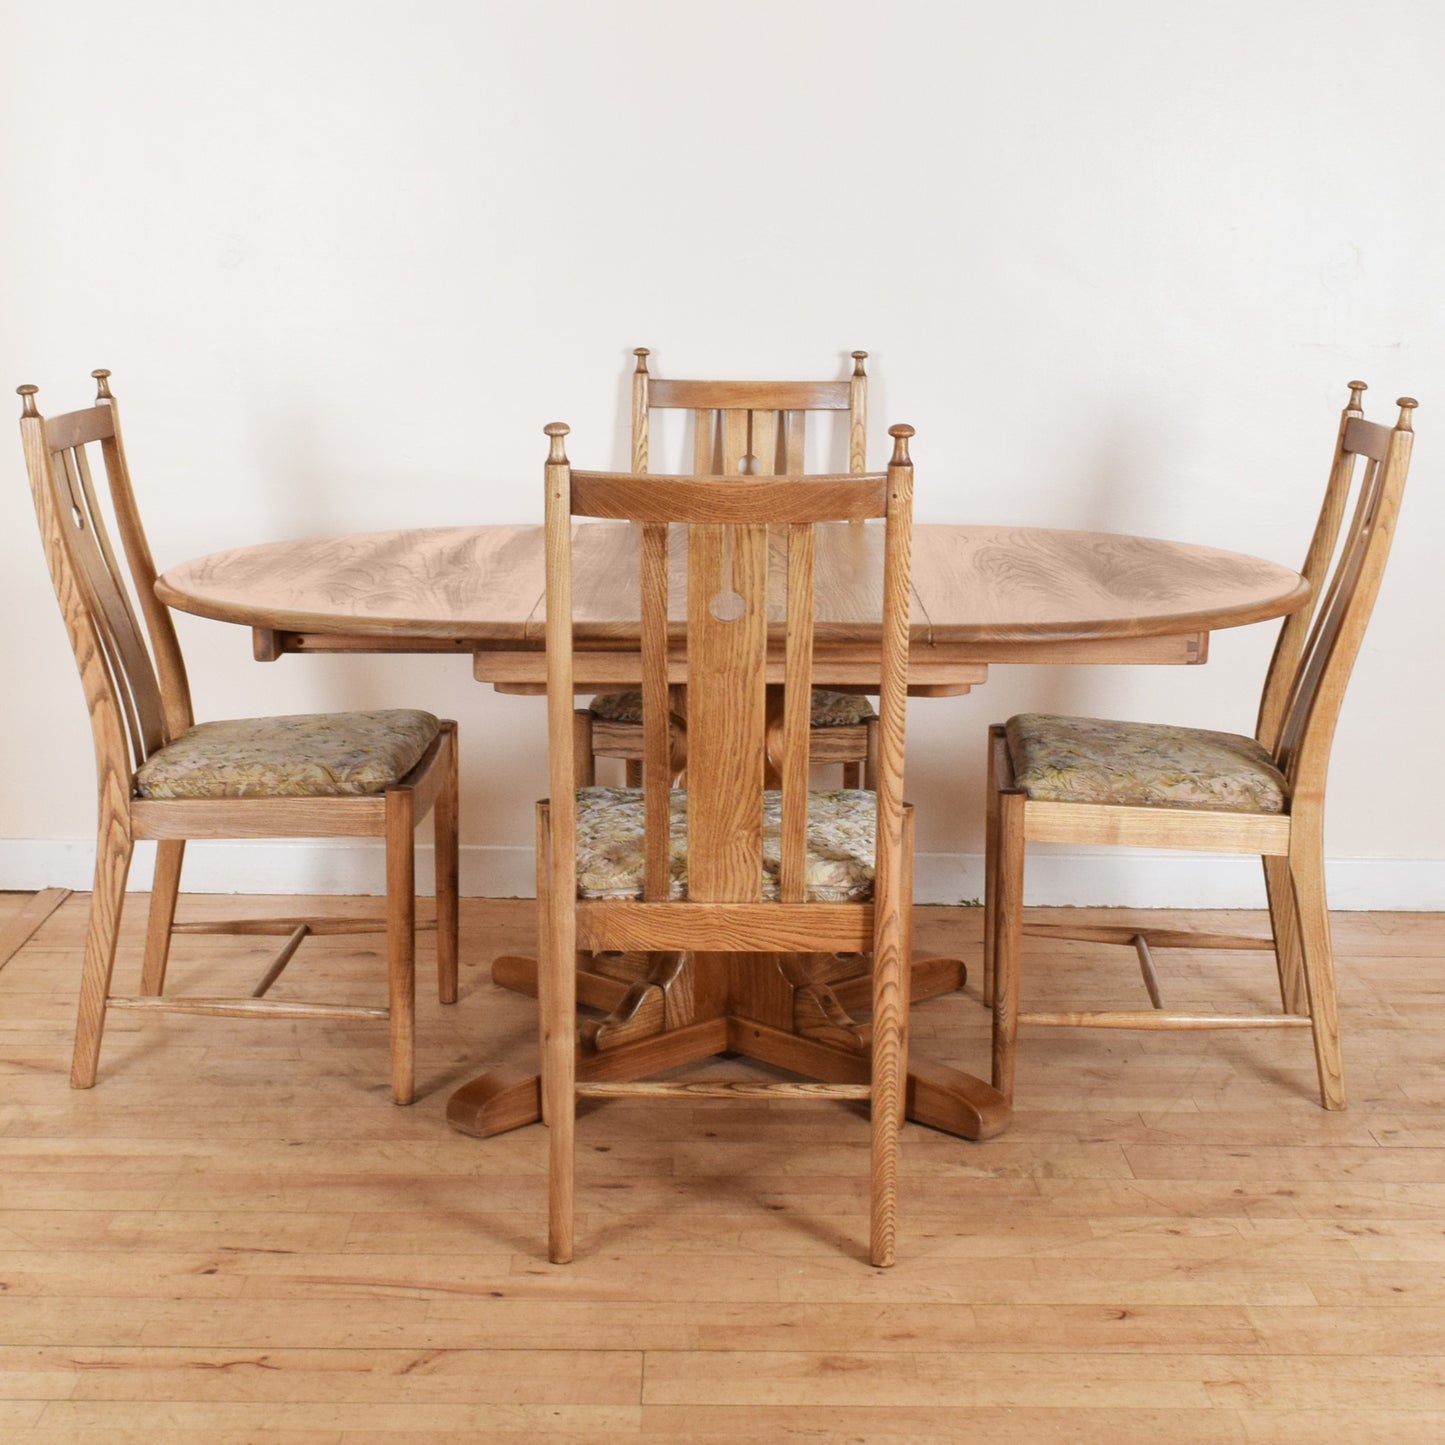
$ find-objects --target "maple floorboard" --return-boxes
[0,891,1442,1440]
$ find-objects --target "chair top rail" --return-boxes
[569,471,888,523]
[647,378,852,411]
[40,404,116,453]
[1342,415,1393,463]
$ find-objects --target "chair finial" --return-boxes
[92,368,113,399]
[633,348,650,375]
[888,423,914,466]
[1347,380,1367,410]
[1396,397,1418,431]
[17,384,39,418]
[544,421,571,464]
[851,350,868,376]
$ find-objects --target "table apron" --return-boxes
[250,626,1207,683]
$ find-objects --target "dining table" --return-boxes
[157,520,1309,1143]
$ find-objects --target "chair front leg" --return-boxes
[71,808,133,1088]
[140,839,185,996]
[434,722,460,1005]
[385,784,417,1106]
[990,787,1026,1104]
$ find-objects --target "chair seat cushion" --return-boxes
[587,688,875,728]
[574,787,877,901]
[135,710,441,799]
[1005,713,1287,814]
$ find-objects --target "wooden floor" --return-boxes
[1,891,1443,1442]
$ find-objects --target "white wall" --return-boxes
[2,0,1441,905]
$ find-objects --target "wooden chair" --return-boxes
[985,384,1416,1111]
[578,348,879,788]
[539,421,916,1266]
[18,372,459,1104]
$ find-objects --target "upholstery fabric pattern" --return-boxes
[587,688,874,728]
[574,787,877,901]
[1005,713,1287,814]
[136,710,441,799]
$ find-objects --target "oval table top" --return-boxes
[157,522,1309,653]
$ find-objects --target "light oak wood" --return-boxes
[157,522,1303,660]
[986,385,1417,1113]
[536,422,919,1267]
[16,375,460,1105]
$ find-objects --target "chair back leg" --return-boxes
[538,803,577,1262]
[1262,854,1306,1015]
[1286,821,1347,1109]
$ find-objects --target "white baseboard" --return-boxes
[1,838,1440,910]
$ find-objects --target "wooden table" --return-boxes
[159,522,1308,1142]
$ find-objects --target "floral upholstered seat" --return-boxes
[1005,713,1287,814]
[135,710,441,799]
[587,688,874,728]
[575,787,877,901]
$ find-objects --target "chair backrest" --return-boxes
[629,347,869,478]
[18,372,193,794]
[543,423,914,907]
[1256,382,1416,805]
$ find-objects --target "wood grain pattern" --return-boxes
[158,521,1306,658]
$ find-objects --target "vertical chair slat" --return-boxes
[1275,454,1377,774]
[686,521,767,902]
[1277,447,1388,788]
[1257,385,1364,752]
[751,409,779,477]
[783,410,806,472]
[640,521,672,901]
[722,409,749,475]
[70,440,172,752]
[692,408,717,474]
[779,523,815,903]
[57,445,162,767]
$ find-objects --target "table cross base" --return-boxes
[445,949,1010,1141]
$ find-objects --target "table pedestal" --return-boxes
[445,949,1010,1141]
